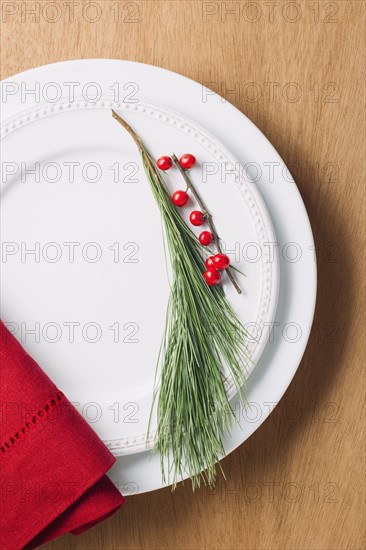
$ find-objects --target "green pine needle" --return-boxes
[112,111,253,490]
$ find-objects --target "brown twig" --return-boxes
[171,154,241,294]
[112,109,142,150]
[112,109,160,180]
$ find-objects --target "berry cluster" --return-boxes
[157,153,196,171]
[203,253,230,286]
[156,153,231,287]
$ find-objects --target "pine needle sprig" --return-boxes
[112,110,253,490]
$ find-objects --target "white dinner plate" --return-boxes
[0,60,316,494]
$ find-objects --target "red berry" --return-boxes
[213,253,230,270]
[199,231,213,246]
[172,190,189,207]
[157,156,172,170]
[179,154,196,170]
[203,268,221,286]
[189,210,205,226]
[205,256,215,268]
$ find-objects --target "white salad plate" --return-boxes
[0,60,316,494]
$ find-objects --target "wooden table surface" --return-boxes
[1,1,365,549]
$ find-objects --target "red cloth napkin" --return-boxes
[0,320,125,549]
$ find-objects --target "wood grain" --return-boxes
[1,1,365,549]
